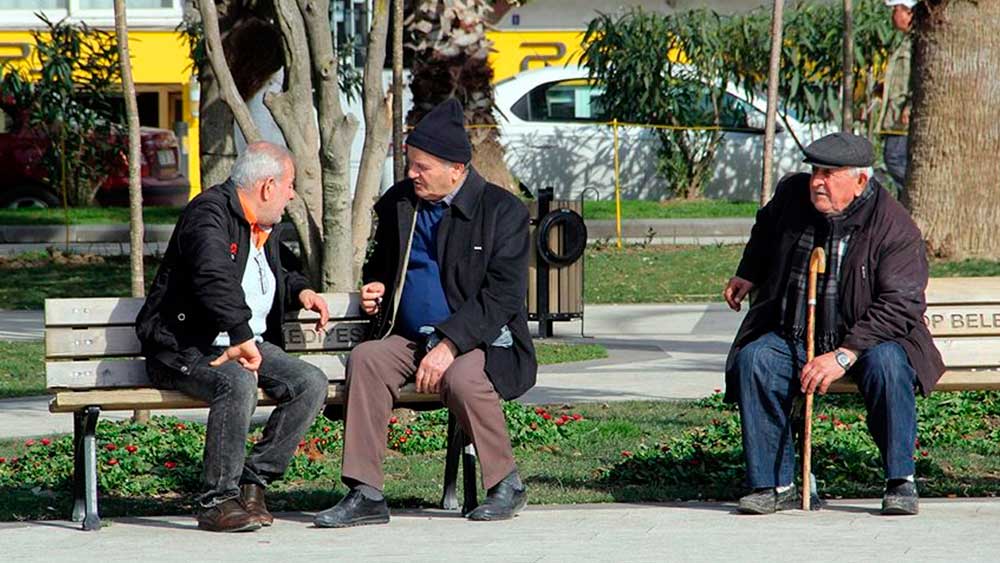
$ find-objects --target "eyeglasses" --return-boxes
[253,252,270,295]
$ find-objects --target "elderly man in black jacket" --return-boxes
[314,99,537,528]
[136,142,330,532]
[723,132,944,516]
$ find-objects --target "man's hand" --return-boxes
[723,276,754,312]
[360,282,385,316]
[299,289,329,333]
[415,338,458,394]
[800,349,857,395]
[210,339,262,373]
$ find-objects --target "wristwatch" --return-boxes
[834,350,853,370]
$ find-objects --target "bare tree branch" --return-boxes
[199,0,261,144]
[352,0,394,281]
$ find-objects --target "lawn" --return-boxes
[583,199,758,220]
[3,392,1000,521]
[0,207,182,226]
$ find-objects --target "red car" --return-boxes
[0,105,190,208]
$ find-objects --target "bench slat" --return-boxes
[45,293,363,327]
[48,383,437,413]
[45,354,349,389]
[45,320,369,359]
[925,305,1000,336]
[828,369,1000,393]
[926,277,1000,305]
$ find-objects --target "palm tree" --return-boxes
[405,0,517,192]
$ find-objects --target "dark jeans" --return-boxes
[735,332,917,489]
[149,341,328,506]
[883,134,908,189]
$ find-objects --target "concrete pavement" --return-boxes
[4,499,1000,561]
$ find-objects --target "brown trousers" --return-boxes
[341,335,516,490]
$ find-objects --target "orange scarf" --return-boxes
[237,191,270,250]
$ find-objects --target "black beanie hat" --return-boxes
[406,98,472,164]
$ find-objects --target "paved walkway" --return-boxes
[0,303,744,438]
[4,499,1000,561]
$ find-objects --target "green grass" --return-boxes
[0,341,44,399]
[583,199,758,220]
[0,207,182,226]
[585,244,743,304]
[535,342,608,365]
[0,253,157,310]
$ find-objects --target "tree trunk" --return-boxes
[113,0,149,424]
[907,0,1000,259]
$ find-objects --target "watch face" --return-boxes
[836,352,851,368]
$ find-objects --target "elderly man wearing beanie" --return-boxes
[722,132,943,516]
[314,98,537,528]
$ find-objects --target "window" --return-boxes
[0,0,66,7]
[511,79,607,123]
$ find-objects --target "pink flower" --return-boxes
[108,458,119,466]
[125,445,138,454]
[164,461,177,469]
[41,438,52,446]
[105,443,117,451]
[24,439,35,447]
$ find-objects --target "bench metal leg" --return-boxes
[71,411,86,522]
[461,439,478,515]
[78,406,102,531]
[440,413,462,511]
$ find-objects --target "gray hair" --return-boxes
[231,142,294,190]
[849,166,874,179]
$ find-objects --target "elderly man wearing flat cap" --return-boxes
[722,131,944,516]
[314,98,537,528]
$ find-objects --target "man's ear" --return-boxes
[260,177,275,201]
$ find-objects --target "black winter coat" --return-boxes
[135,180,310,374]
[724,173,944,402]
[365,169,538,400]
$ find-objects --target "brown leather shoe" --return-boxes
[241,483,274,526]
[197,497,261,533]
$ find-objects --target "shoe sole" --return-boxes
[467,496,528,522]
[313,515,390,529]
[197,521,262,533]
[881,506,919,516]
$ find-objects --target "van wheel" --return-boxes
[0,185,60,209]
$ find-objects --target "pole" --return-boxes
[760,0,785,207]
[842,0,855,132]
[802,246,826,511]
[114,0,148,423]
[613,118,622,249]
[392,0,404,182]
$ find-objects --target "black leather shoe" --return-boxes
[466,473,527,521]
[313,489,390,528]
[882,480,919,515]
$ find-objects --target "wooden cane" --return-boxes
[802,246,826,510]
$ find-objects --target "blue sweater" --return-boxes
[396,202,452,341]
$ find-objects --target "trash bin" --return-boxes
[528,187,587,337]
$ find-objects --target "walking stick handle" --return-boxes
[803,247,826,511]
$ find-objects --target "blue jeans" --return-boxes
[149,341,329,506]
[735,332,917,488]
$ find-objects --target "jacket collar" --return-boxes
[221,179,249,224]
[447,167,485,220]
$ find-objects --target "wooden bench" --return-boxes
[828,277,1000,392]
[45,293,479,531]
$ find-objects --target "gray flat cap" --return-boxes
[802,132,876,168]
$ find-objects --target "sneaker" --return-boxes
[881,480,919,515]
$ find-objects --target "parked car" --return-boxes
[0,105,190,208]
[493,65,836,201]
